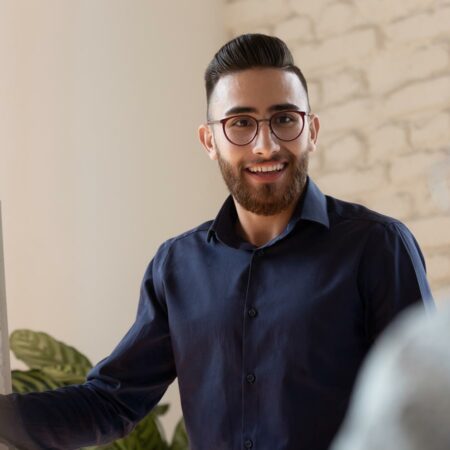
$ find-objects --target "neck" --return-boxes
[234,197,300,248]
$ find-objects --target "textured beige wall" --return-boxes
[225,0,450,302]
[0,0,226,438]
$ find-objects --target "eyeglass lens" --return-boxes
[224,111,305,146]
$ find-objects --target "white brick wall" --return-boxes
[319,98,375,134]
[365,188,414,221]
[321,69,366,106]
[225,0,291,35]
[224,0,450,299]
[273,16,313,42]
[389,151,450,185]
[322,134,365,172]
[316,2,365,37]
[355,0,436,24]
[384,76,450,118]
[367,45,449,94]
[410,113,450,149]
[385,8,450,44]
[409,216,450,248]
[293,29,378,72]
[367,124,409,164]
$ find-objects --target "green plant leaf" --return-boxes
[153,403,169,416]
[110,411,169,450]
[82,443,124,450]
[41,364,87,385]
[10,329,92,376]
[10,330,178,450]
[170,418,189,450]
[82,406,171,450]
[11,369,62,393]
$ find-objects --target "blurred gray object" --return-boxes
[0,202,12,396]
[0,203,12,450]
[331,302,450,450]
[428,156,450,213]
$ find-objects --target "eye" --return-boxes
[228,116,254,128]
[272,112,299,126]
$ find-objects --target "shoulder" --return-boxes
[152,220,213,268]
[326,195,400,227]
[325,194,421,256]
[159,220,213,249]
[140,220,213,296]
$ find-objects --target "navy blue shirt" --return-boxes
[0,178,433,450]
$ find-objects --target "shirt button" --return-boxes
[246,373,256,384]
[244,439,253,448]
[256,249,265,256]
[248,307,258,318]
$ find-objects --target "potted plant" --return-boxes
[10,330,188,450]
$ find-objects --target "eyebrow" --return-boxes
[224,103,301,116]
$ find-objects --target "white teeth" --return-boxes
[248,163,284,173]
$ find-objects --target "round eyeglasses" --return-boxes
[207,110,311,146]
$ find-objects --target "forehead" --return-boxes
[209,68,308,117]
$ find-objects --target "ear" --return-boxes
[198,123,218,161]
[307,113,320,152]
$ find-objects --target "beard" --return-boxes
[217,149,309,216]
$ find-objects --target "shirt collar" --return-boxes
[207,177,330,246]
[295,177,330,229]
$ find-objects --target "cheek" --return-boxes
[304,139,316,154]
[216,143,246,169]
[227,153,246,171]
[290,134,313,155]
[283,142,305,159]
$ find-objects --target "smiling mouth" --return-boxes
[245,163,287,175]
[244,163,288,180]
[246,162,286,173]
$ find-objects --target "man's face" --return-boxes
[199,68,320,216]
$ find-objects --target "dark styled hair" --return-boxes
[204,33,309,115]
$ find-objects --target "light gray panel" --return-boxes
[0,202,12,395]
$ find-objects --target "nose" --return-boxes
[252,120,281,156]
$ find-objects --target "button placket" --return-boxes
[242,250,260,450]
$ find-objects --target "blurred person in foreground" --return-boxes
[0,34,434,450]
[331,301,450,450]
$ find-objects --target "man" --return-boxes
[0,34,433,450]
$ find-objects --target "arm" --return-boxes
[0,257,176,449]
[358,221,434,345]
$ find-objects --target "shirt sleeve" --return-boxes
[0,254,177,450]
[357,221,434,345]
